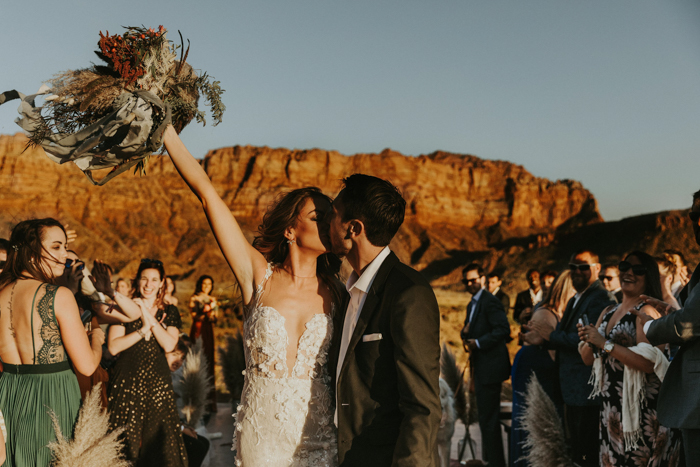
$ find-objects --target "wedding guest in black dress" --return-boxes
[106,259,188,467]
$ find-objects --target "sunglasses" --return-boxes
[618,261,647,276]
[598,275,617,281]
[462,278,481,285]
[568,263,597,272]
[141,258,164,267]
[689,211,700,224]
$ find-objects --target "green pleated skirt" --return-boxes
[0,361,81,467]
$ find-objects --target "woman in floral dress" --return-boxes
[578,251,682,467]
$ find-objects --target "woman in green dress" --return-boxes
[0,218,105,466]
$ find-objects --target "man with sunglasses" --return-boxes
[599,264,623,303]
[528,249,614,467]
[460,264,511,467]
[634,190,700,463]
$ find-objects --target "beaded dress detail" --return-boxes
[233,264,338,466]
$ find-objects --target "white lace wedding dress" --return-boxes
[233,265,338,466]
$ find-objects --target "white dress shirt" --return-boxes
[335,246,391,425]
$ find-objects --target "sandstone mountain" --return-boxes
[0,133,694,294]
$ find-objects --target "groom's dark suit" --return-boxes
[647,267,700,459]
[331,251,441,466]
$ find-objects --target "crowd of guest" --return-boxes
[459,189,700,467]
[0,219,222,467]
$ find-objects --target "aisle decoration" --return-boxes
[0,25,225,185]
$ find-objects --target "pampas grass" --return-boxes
[48,383,129,467]
[518,375,573,467]
[179,339,213,427]
[219,331,246,401]
[440,344,470,426]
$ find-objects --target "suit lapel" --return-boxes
[339,252,398,379]
[561,281,602,328]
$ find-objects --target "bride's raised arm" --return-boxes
[162,125,266,304]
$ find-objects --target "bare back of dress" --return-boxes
[233,264,338,466]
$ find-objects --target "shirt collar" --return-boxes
[472,287,484,302]
[346,247,392,294]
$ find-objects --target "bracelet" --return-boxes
[136,328,146,339]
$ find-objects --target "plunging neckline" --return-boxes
[256,305,330,378]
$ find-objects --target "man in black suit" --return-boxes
[513,269,542,323]
[327,174,441,467]
[599,264,623,303]
[487,271,511,313]
[461,263,511,467]
[527,250,614,467]
[634,190,700,463]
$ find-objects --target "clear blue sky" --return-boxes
[1,1,698,221]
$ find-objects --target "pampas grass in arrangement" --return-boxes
[440,344,470,426]
[219,331,246,402]
[48,383,129,467]
[518,375,574,467]
[178,339,214,427]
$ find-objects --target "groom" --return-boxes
[327,174,441,466]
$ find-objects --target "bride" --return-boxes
[162,126,343,466]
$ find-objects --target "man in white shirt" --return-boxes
[327,174,441,467]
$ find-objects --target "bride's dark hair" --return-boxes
[0,218,67,290]
[253,187,342,306]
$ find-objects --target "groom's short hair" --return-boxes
[337,174,406,247]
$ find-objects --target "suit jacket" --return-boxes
[463,290,511,385]
[647,267,700,429]
[332,251,441,467]
[494,289,511,314]
[549,280,615,406]
[513,289,534,323]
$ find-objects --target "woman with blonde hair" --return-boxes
[511,270,575,467]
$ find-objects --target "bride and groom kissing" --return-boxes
[163,126,442,466]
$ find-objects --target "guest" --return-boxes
[528,250,614,466]
[189,274,218,414]
[487,271,511,313]
[633,190,700,462]
[513,270,574,466]
[513,269,542,324]
[656,256,681,311]
[105,259,188,466]
[0,218,104,466]
[460,263,511,467]
[115,277,131,297]
[600,264,623,303]
[164,276,179,306]
[579,251,682,466]
[540,270,557,296]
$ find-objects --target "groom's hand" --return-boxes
[465,339,477,352]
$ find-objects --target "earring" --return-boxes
[287,239,296,245]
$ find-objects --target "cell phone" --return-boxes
[582,314,590,326]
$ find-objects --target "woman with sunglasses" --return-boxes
[578,251,682,466]
[0,219,104,466]
[104,259,189,467]
[162,127,343,466]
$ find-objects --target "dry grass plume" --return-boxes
[518,375,573,467]
[48,382,129,467]
[179,339,213,427]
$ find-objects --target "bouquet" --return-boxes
[0,26,225,185]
